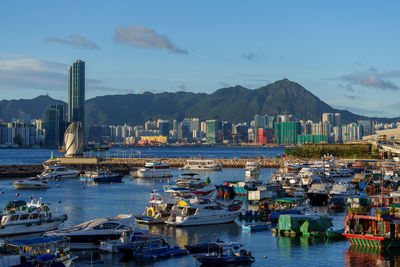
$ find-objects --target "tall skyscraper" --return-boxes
[68,60,85,126]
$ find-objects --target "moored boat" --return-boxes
[79,171,124,183]
[12,177,49,189]
[135,162,172,178]
[0,199,67,237]
[193,242,254,265]
[180,159,222,171]
[40,165,81,179]
[45,214,134,249]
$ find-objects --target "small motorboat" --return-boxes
[184,240,224,253]
[79,171,124,183]
[13,177,49,189]
[193,242,254,265]
[45,214,134,249]
[115,231,189,259]
[242,222,271,232]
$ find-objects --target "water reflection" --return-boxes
[345,246,400,267]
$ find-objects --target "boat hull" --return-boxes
[343,233,400,248]
[166,212,240,226]
[0,219,64,237]
[193,255,254,264]
[79,175,124,183]
[306,193,329,206]
[13,183,49,189]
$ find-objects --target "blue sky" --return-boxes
[0,1,399,117]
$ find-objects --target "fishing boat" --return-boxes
[45,214,134,249]
[79,171,124,183]
[180,159,222,171]
[40,165,81,179]
[0,236,78,267]
[165,198,241,226]
[193,242,254,265]
[135,162,172,178]
[244,162,260,177]
[12,177,49,189]
[0,199,67,237]
[163,173,216,196]
[329,182,359,198]
[342,207,400,248]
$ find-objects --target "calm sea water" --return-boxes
[0,148,396,266]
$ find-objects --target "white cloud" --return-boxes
[114,25,187,54]
[339,68,400,91]
[45,35,99,50]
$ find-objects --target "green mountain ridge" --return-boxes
[0,79,397,125]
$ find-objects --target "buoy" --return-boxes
[82,186,85,189]
[57,200,61,203]
[264,256,268,258]
[0,191,3,194]
[56,184,60,188]
[29,196,33,199]
[15,193,19,197]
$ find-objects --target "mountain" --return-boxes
[0,95,66,122]
[84,79,368,125]
[0,79,398,125]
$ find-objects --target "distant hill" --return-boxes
[0,95,66,122]
[0,79,398,125]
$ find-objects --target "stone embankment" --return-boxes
[0,157,284,178]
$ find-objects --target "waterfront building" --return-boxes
[44,104,66,148]
[206,119,221,143]
[333,126,343,143]
[200,121,206,133]
[297,135,327,144]
[145,121,157,130]
[341,123,362,142]
[67,60,85,126]
[274,121,301,145]
[266,115,275,129]
[233,123,249,143]
[157,120,170,136]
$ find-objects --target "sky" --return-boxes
[0,1,399,118]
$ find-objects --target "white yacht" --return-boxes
[0,199,67,237]
[40,165,81,179]
[12,177,49,189]
[165,198,241,226]
[136,162,172,178]
[244,162,260,177]
[45,214,134,249]
[135,192,175,224]
[180,159,222,171]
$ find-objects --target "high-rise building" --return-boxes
[44,104,66,147]
[322,113,334,124]
[274,122,301,145]
[254,114,266,142]
[205,120,221,143]
[358,120,373,136]
[157,120,170,136]
[334,113,341,125]
[68,60,85,127]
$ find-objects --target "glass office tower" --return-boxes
[68,60,85,127]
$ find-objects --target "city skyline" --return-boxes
[1,1,400,117]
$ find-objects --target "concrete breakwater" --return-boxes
[0,157,284,178]
[46,157,284,169]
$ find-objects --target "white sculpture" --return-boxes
[64,122,85,157]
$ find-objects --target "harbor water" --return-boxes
[0,148,397,266]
